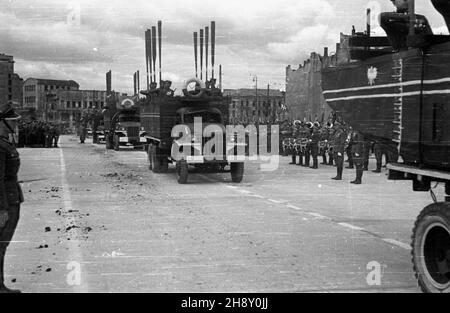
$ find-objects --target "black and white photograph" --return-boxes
[1,0,450,297]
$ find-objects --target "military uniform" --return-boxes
[290,123,301,165]
[327,126,335,166]
[350,130,365,184]
[0,103,22,293]
[298,125,311,167]
[331,123,347,180]
[52,125,60,148]
[309,124,321,169]
[319,126,329,165]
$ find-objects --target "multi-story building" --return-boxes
[22,78,106,127]
[51,89,107,127]
[223,88,285,125]
[0,54,23,107]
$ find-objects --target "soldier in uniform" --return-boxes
[309,122,321,169]
[350,130,365,184]
[290,121,301,165]
[319,123,329,165]
[52,124,60,148]
[0,103,23,293]
[301,122,313,167]
[345,126,354,169]
[327,122,335,166]
[331,121,346,180]
[363,138,371,171]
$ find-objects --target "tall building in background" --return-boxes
[0,54,23,107]
[23,78,106,128]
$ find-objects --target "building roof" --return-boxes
[24,78,80,88]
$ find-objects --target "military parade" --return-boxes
[1,0,450,297]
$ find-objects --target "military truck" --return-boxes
[141,79,245,184]
[103,95,146,150]
[322,0,450,292]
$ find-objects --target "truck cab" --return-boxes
[113,109,146,150]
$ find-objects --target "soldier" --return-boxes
[327,122,335,166]
[319,123,329,165]
[331,121,346,180]
[44,123,52,148]
[290,121,301,165]
[363,138,371,171]
[345,126,354,169]
[302,122,313,167]
[309,122,321,169]
[0,102,23,293]
[52,124,60,148]
[350,130,365,184]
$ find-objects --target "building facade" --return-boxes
[23,78,106,127]
[285,34,351,122]
[0,54,23,107]
[223,88,285,125]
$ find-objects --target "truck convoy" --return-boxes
[322,0,450,293]
[139,21,245,184]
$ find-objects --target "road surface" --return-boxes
[6,135,442,293]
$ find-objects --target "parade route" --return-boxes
[5,135,437,292]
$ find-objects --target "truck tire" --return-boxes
[113,135,120,151]
[230,162,244,183]
[177,161,188,184]
[412,202,450,293]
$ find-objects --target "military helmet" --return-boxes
[314,122,320,128]
[306,122,313,129]
[0,102,21,121]
[294,120,302,126]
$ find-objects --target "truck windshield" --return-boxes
[119,116,140,123]
[184,111,222,124]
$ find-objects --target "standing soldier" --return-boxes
[363,138,371,171]
[290,121,301,165]
[327,122,335,166]
[52,124,60,148]
[319,123,329,165]
[302,122,313,167]
[345,126,354,169]
[372,141,384,173]
[331,121,346,180]
[309,122,321,169]
[0,103,23,293]
[350,130,365,185]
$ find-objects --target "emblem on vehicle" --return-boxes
[367,66,378,86]
[121,98,135,108]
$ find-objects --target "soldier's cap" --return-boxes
[306,122,313,128]
[0,102,21,121]
[314,122,320,127]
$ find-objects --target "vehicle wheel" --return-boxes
[113,135,120,151]
[412,202,450,293]
[230,162,244,183]
[177,160,188,184]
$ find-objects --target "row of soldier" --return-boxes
[17,120,60,148]
[281,120,391,184]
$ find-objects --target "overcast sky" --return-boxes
[1,0,448,94]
